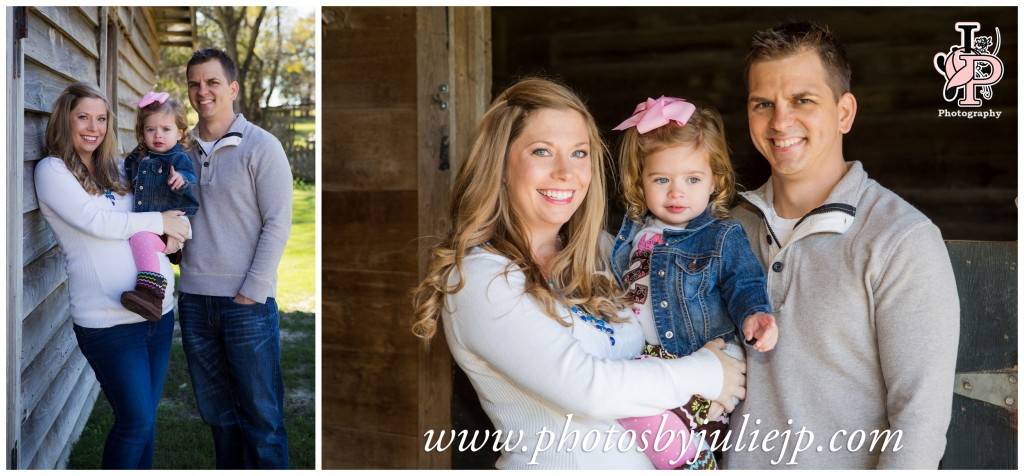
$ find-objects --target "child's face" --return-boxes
[143,111,183,154]
[642,144,714,227]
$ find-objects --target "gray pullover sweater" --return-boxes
[722,161,959,469]
[179,114,293,303]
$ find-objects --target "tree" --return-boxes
[156,7,315,128]
[197,6,269,124]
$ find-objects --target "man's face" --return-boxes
[187,60,239,123]
[747,48,856,181]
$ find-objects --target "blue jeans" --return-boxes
[177,293,289,469]
[73,310,174,469]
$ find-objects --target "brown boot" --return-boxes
[121,287,163,321]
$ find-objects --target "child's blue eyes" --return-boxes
[652,177,701,184]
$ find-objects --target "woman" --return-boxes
[412,77,746,469]
[34,82,190,469]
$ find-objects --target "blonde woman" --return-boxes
[413,77,746,469]
[34,82,190,469]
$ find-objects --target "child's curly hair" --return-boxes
[618,102,736,223]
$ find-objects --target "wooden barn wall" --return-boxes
[321,6,423,469]
[17,6,158,469]
[113,6,159,153]
[492,6,1017,241]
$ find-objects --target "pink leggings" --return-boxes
[129,232,167,274]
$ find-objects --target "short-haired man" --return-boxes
[178,48,293,469]
[723,22,960,469]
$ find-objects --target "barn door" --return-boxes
[942,241,1017,468]
[416,6,492,470]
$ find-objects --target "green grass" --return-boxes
[67,187,315,469]
[277,186,314,312]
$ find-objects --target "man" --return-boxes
[722,22,960,469]
[178,48,293,469]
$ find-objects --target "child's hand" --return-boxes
[167,165,185,190]
[743,312,778,352]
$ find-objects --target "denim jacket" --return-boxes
[124,143,200,216]
[610,206,772,356]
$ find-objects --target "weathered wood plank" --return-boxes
[946,241,1017,372]
[31,7,100,58]
[24,112,47,163]
[75,5,99,28]
[322,345,419,436]
[116,31,157,94]
[23,10,99,83]
[945,393,1017,469]
[21,315,78,423]
[320,109,417,192]
[323,6,416,32]
[115,6,158,75]
[322,29,417,111]
[321,190,419,272]
[322,425,419,470]
[23,210,57,266]
[53,380,101,470]
[20,285,71,374]
[117,51,155,99]
[19,349,91,468]
[322,270,419,354]
[22,247,68,321]
[23,60,74,114]
[23,160,40,214]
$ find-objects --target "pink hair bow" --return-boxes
[613,96,696,134]
[133,91,170,109]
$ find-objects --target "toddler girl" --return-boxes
[610,97,778,469]
[120,92,199,321]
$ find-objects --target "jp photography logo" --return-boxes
[934,22,1004,119]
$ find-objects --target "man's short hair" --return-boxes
[746,21,852,100]
[187,48,238,83]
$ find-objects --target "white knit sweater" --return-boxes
[442,247,725,469]
[35,156,175,328]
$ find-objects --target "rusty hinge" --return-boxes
[954,370,1017,410]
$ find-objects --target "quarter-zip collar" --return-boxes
[738,161,867,247]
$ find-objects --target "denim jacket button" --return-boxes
[138,185,143,190]
[772,262,784,272]
[665,331,674,339]
[137,200,142,205]
[659,301,668,308]
[658,270,666,277]
[617,234,625,241]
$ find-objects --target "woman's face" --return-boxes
[505,108,593,244]
[70,97,108,162]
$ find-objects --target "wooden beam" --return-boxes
[8,6,26,469]
[415,6,453,470]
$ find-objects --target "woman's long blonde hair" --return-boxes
[618,102,735,223]
[412,77,627,341]
[44,82,128,196]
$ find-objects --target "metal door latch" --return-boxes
[432,84,449,110]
